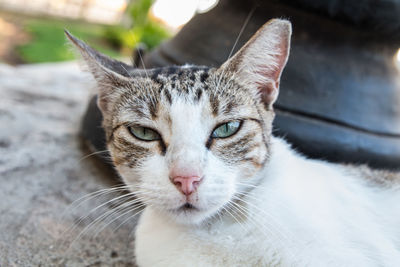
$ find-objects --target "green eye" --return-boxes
[212,121,241,138]
[128,126,160,141]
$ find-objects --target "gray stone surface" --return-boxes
[0,62,137,266]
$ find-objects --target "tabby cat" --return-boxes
[67,19,400,266]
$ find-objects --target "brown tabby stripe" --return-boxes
[106,124,125,143]
[225,132,257,149]
[200,71,209,82]
[217,132,262,164]
[250,108,271,153]
[113,136,151,167]
[128,105,146,118]
[115,136,146,150]
[221,142,259,160]
[163,88,172,104]
[221,101,238,115]
[241,157,263,168]
[209,94,219,116]
[195,88,203,102]
[148,101,159,119]
[158,140,167,156]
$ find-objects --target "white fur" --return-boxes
[135,137,400,266]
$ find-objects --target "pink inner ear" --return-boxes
[254,38,289,107]
[257,81,278,108]
[255,64,281,107]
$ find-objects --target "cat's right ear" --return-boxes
[65,30,133,112]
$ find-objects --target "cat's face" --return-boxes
[105,66,272,224]
[67,19,291,225]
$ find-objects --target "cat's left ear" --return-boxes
[64,30,134,112]
[220,19,291,109]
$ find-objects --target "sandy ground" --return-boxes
[0,62,137,266]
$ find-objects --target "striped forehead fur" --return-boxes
[107,66,262,126]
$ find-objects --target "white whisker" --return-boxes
[68,197,144,249]
[92,202,146,239]
[110,205,145,233]
[62,185,130,217]
[79,149,110,161]
[215,7,255,92]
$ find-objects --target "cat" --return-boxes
[66,19,400,266]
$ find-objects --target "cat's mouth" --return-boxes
[165,198,226,224]
[170,202,199,213]
[179,203,197,211]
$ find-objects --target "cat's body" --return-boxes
[136,137,400,266]
[66,19,400,266]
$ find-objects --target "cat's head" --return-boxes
[67,19,291,225]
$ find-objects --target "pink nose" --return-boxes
[171,176,202,196]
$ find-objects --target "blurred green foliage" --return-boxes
[104,0,171,50]
[18,19,120,63]
[130,0,153,25]
[16,0,170,63]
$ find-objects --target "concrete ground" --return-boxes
[0,62,137,266]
